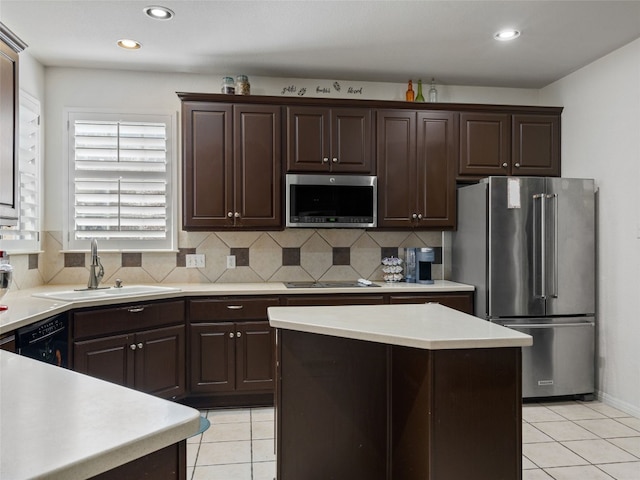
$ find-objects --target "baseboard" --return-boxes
[596,389,640,418]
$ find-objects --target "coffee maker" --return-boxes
[403,247,435,284]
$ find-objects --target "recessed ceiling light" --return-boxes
[144,5,174,20]
[494,29,521,41]
[117,39,142,50]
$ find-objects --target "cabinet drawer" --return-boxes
[388,293,473,314]
[74,300,185,339]
[189,297,280,322]
[282,295,385,306]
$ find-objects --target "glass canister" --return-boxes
[236,75,250,95]
[221,76,235,94]
[0,250,13,311]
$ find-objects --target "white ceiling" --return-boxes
[2,0,640,89]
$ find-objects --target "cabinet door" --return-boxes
[233,105,282,227]
[459,112,511,176]
[0,39,19,225]
[416,111,457,228]
[286,106,330,171]
[135,324,186,399]
[512,114,560,176]
[330,108,373,173]
[182,103,233,229]
[235,321,275,392]
[189,322,235,393]
[376,110,417,228]
[74,334,134,388]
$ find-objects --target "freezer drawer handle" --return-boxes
[503,322,595,328]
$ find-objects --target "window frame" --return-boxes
[0,90,42,254]
[63,108,178,252]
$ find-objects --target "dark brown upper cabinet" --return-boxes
[377,110,458,229]
[181,102,282,229]
[459,111,560,178]
[286,106,373,173]
[0,24,26,226]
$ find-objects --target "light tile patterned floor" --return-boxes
[187,400,640,480]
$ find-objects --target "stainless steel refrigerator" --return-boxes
[451,177,595,399]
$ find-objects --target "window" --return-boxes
[0,91,41,253]
[65,111,177,251]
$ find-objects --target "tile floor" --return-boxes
[187,400,640,480]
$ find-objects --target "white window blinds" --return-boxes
[66,112,176,251]
[0,91,41,253]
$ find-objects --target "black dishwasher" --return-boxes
[16,314,69,368]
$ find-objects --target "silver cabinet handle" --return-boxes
[130,344,137,350]
[229,332,235,338]
[227,212,233,218]
[412,213,418,219]
[237,332,242,337]
[417,213,423,220]
[137,343,143,349]
[234,212,240,218]
[322,157,329,163]
[332,157,338,163]
[514,162,521,168]
[226,305,244,310]
[128,307,144,313]
[502,162,508,168]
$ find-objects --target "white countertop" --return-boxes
[268,303,532,350]
[0,280,474,334]
[0,350,201,480]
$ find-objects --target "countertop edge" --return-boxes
[0,280,475,334]
[268,304,533,350]
[0,351,201,480]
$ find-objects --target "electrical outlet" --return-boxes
[226,255,236,269]
[186,254,205,268]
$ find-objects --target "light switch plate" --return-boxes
[186,254,205,268]
[226,255,236,269]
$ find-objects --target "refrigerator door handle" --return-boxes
[548,193,559,298]
[532,193,544,299]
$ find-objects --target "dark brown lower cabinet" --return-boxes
[74,324,186,399]
[189,320,274,394]
[277,329,522,480]
[72,300,186,400]
[187,297,278,407]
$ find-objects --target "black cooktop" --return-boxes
[284,281,380,289]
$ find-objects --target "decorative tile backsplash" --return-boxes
[8,229,446,289]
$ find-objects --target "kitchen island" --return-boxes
[268,303,533,480]
[0,350,201,479]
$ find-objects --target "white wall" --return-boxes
[541,39,640,416]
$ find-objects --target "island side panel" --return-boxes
[90,441,186,480]
[277,329,389,480]
[392,346,522,480]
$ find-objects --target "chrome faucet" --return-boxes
[87,239,104,289]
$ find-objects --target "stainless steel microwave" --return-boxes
[285,174,377,228]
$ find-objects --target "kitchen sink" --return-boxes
[33,285,181,302]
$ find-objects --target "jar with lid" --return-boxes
[236,75,250,95]
[221,76,235,94]
[0,250,13,310]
